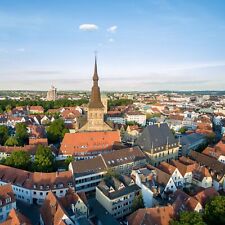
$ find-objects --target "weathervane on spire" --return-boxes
[94,50,98,58]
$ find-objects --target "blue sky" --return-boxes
[0,0,225,91]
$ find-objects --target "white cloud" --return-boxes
[107,25,117,33]
[108,38,115,43]
[79,23,98,31]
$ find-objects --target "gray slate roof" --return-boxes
[135,123,179,153]
[180,133,206,146]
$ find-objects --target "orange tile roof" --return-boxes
[40,192,68,225]
[61,109,81,119]
[215,140,225,155]
[0,145,38,155]
[59,188,88,209]
[127,205,175,225]
[29,106,44,112]
[60,130,121,155]
[107,110,122,115]
[1,208,32,225]
[194,187,219,207]
[202,147,221,159]
[172,190,200,213]
[0,164,74,190]
[193,165,211,181]
[29,138,48,146]
[158,162,177,175]
[28,125,45,138]
[179,156,196,166]
[169,114,184,121]
[171,159,196,176]
[0,184,15,207]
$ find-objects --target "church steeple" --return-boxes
[93,56,99,81]
[89,56,104,108]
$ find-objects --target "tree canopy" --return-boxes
[108,99,133,109]
[171,196,225,225]
[4,136,19,146]
[132,193,145,212]
[34,145,54,172]
[170,211,206,225]
[15,123,28,146]
[2,150,31,170]
[178,127,188,134]
[0,98,88,112]
[204,196,225,225]
[64,156,74,167]
[47,119,69,144]
[0,125,9,145]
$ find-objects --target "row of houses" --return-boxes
[0,183,90,225]
[106,109,146,126]
[127,186,219,225]
[0,165,74,205]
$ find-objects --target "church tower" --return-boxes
[79,57,112,131]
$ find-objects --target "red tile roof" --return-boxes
[28,125,45,138]
[0,165,74,190]
[29,138,48,146]
[0,145,38,155]
[0,184,15,207]
[60,130,121,156]
[1,208,32,225]
[127,205,175,225]
[171,159,196,176]
[29,106,44,112]
[172,190,200,213]
[40,192,68,225]
[158,162,177,175]
[194,187,219,207]
[61,109,81,119]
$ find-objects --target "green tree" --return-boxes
[5,136,19,146]
[108,99,133,108]
[171,128,176,135]
[206,133,216,145]
[170,211,206,225]
[0,98,88,113]
[15,123,28,146]
[204,196,225,225]
[34,145,54,172]
[126,121,139,126]
[132,193,145,212]
[47,119,69,144]
[120,126,126,139]
[146,113,161,119]
[5,105,12,113]
[0,125,9,145]
[178,127,187,134]
[4,150,31,170]
[104,169,120,181]
[65,156,74,166]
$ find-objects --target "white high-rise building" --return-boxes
[46,85,57,101]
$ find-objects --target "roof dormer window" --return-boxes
[109,186,115,193]
[6,197,11,203]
